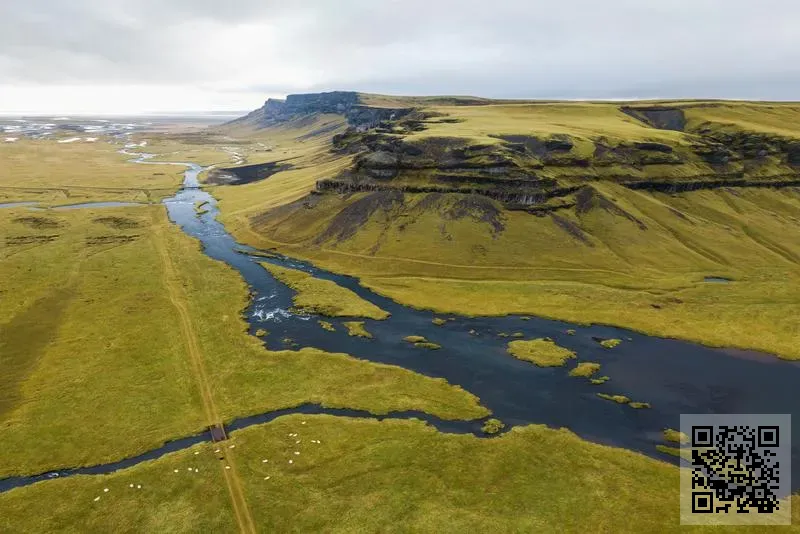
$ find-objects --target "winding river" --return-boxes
[3,154,799,493]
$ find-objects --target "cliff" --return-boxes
[227,91,413,130]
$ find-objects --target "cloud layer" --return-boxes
[2,0,799,113]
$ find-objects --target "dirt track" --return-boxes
[152,214,256,534]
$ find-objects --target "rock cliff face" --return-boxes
[228,91,412,130]
[230,94,800,215]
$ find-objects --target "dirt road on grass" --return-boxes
[152,216,256,534]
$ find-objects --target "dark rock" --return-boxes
[206,161,293,186]
[633,142,673,153]
[788,144,800,165]
[358,151,399,169]
[545,137,574,151]
[227,91,412,130]
[620,106,687,131]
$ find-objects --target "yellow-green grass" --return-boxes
[481,418,505,435]
[261,263,389,319]
[591,376,611,385]
[0,206,206,477]
[404,335,428,343]
[0,441,235,533]
[569,362,602,378]
[664,428,689,444]
[0,139,183,203]
[431,317,447,326]
[629,402,651,409]
[507,339,576,367]
[318,320,336,332]
[138,133,245,167]
[600,339,622,349]
[343,321,373,339]
[255,328,268,337]
[597,394,631,405]
[0,205,488,479]
[4,415,799,532]
[406,102,689,147]
[683,103,800,138]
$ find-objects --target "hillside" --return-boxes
[212,92,800,359]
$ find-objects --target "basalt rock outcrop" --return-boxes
[231,93,800,215]
[228,91,413,130]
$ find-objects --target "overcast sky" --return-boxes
[1,0,799,114]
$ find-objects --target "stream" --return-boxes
[3,154,799,494]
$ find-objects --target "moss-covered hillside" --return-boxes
[214,92,800,359]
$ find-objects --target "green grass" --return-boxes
[0,139,182,204]
[0,207,206,477]
[406,102,688,147]
[507,338,577,367]
[597,394,631,404]
[481,418,505,435]
[343,321,373,339]
[318,320,336,332]
[569,362,601,378]
[5,414,797,532]
[663,428,689,444]
[0,204,489,479]
[262,263,389,320]
[0,441,235,533]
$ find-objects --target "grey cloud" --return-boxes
[1,0,800,102]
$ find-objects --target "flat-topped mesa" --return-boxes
[235,91,413,130]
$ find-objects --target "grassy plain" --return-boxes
[0,202,488,479]
[569,362,601,378]
[0,206,206,477]
[4,415,799,533]
[0,139,183,204]
[342,321,373,338]
[506,339,576,367]
[261,263,389,319]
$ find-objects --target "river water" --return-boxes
[3,156,799,493]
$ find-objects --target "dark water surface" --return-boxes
[3,157,798,493]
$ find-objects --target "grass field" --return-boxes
[3,414,798,532]
[0,139,183,204]
[0,206,206,477]
[507,338,577,367]
[0,202,488,479]
[569,362,602,378]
